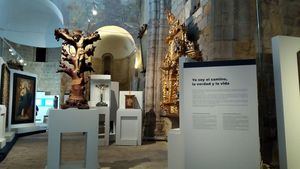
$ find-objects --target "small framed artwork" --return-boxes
[11,73,36,124]
[125,95,135,109]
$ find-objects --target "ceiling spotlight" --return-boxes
[11,51,16,56]
[92,9,97,16]
[23,63,27,66]
[8,48,13,52]
[88,19,91,22]
[19,59,24,64]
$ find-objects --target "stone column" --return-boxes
[145,0,158,113]
[144,0,170,137]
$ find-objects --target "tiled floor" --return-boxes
[0,133,168,169]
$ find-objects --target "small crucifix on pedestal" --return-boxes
[95,83,109,107]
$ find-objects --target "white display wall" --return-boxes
[181,60,260,169]
[272,36,300,169]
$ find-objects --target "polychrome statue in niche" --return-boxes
[54,28,100,109]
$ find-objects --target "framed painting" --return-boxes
[11,73,36,124]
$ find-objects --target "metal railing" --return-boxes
[0,37,27,66]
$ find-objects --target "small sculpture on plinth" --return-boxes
[95,84,108,107]
[54,28,101,109]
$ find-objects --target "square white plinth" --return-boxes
[168,128,184,169]
[5,131,15,142]
[46,109,99,169]
[116,109,142,145]
[92,106,110,146]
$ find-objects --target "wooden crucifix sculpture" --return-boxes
[54,28,101,109]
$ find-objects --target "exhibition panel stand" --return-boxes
[46,109,99,169]
[178,59,260,169]
[272,36,300,169]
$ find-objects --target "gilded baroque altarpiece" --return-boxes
[160,11,202,117]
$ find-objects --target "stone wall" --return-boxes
[168,0,300,166]
[258,0,300,165]
[46,48,61,62]
[0,40,62,99]
[24,62,61,95]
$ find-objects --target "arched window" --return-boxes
[102,53,113,75]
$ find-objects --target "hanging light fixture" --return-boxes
[91,8,97,16]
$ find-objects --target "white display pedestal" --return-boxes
[115,91,143,146]
[168,128,184,169]
[46,109,99,169]
[0,105,6,148]
[272,36,300,169]
[110,81,119,141]
[116,109,142,145]
[5,131,15,142]
[92,106,110,146]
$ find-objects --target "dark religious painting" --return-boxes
[0,64,10,127]
[11,73,36,124]
[298,51,300,89]
[125,95,135,109]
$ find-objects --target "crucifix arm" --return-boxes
[83,31,101,45]
[54,28,76,46]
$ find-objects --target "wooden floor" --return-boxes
[0,133,168,169]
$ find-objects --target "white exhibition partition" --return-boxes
[181,60,260,169]
[272,36,300,169]
[0,105,6,148]
[116,91,143,145]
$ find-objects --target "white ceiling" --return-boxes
[0,0,64,48]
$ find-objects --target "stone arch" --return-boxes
[92,25,137,90]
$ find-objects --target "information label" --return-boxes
[182,60,260,169]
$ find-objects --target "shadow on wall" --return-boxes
[143,108,156,138]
